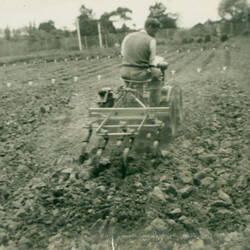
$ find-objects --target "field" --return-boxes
[0,37,249,249]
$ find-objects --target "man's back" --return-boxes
[120,18,163,106]
[121,31,153,68]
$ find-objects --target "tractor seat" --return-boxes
[120,77,152,90]
[121,77,152,84]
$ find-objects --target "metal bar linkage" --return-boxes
[99,132,138,136]
[83,124,162,129]
[137,115,148,133]
[90,107,170,112]
[129,93,146,108]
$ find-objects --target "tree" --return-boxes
[218,0,249,22]
[218,0,250,35]
[148,1,178,29]
[61,27,72,38]
[12,29,22,41]
[38,20,56,33]
[4,27,11,40]
[78,5,98,36]
[25,23,39,49]
[109,7,133,31]
[80,4,94,19]
[113,7,132,22]
[100,12,117,33]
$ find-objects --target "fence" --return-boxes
[1,23,249,57]
[0,29,177,57]
[78,32,127,49]
[0,32,129,57]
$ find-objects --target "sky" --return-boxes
[0,0,225,30]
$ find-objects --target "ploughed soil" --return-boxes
[0,37,249,249]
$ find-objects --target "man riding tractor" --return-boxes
[120,18,168,107]
[78,18,183,169]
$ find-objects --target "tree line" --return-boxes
[0,2,177,45]
[0,0,249,52]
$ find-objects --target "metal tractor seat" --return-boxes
[121,77,152,84]
[121,77,152,89]
[118,77,153,107]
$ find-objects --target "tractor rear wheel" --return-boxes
[168,85,183,136]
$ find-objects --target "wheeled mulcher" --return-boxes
[79,64,183,170]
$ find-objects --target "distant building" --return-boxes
[190,23,207,37]
[204,20,219,36]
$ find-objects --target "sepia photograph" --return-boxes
[0,0,249,249]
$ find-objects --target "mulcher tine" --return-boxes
[116,138,123,146]
[123,147,130,165]
[152,125,163,157]
[122,129,136,164]
[79,142,89,164]
[152,140,160,157]
[82,122,93,143]
[79,123,96,164]
[128,132,136,146]
[102,130,109,150]
[91,134,108,166]
[96,148,103,157]
[96,130,109,154]
[120,121,128,132]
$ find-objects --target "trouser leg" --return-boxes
[149,80,161,106]
[149,68,162,107]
